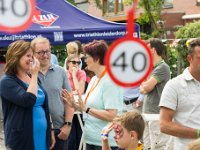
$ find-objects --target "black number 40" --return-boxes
[112,51,147,72]
[0,0,28,17]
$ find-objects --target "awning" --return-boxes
[182,14,200,19]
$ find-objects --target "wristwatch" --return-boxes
[64,121,72,126]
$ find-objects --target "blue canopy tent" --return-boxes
[0,0,140,47]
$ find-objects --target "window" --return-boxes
[163,0,173,9]
[107,0,114,13]
[103,0,124,15]
[117,0,124,13]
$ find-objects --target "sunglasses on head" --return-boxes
[69,60,81,65]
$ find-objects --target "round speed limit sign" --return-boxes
[0,0,35,33]
[105,38,153,87]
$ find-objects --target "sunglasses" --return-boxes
[69,60,81,65]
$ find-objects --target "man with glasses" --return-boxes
[31,37,73,150]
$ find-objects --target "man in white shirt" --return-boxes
[159,38,200,150]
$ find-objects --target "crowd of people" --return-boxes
[0,37,200,150]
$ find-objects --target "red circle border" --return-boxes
[105,37,153,87]
[0,0,35,33]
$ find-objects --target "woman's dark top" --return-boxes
[0,74,51,150]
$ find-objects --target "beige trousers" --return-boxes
[143,120,171,150]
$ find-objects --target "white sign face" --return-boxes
[0,0,34,32]
[106,39,153,87]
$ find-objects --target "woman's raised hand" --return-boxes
[62,89,74,108]
[74,90,86,112]
[30,57,40,76]
[62,89,86,112]
[72,66,78,78]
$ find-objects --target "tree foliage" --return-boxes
[68,0,76,5]
[138,0,162,31]
[175,20,200,38]
[123,0,163,37]
[171,21,200,75]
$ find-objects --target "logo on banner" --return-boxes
[32,7,59,26]
[54,32,64,42]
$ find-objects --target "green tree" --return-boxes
[172,21,200,75]
[175,20,200,38]
[68,0,76,5]
[123,0,163,37]
[138,0,162,33]
[51,45,66,66]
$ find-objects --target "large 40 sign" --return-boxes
[0,0,35,33]
[106,38,152,87]
[105,0,153,87]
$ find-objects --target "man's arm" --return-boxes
[65,103,74,122]
[58,69,74,140]
[160,106,197,139]
[140,76,158,94]
[58,103,74,140]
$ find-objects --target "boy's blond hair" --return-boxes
[114,111,145,140]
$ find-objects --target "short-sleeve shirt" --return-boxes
[83,74,123,146]
[51,54,58,65]
[38,64,71,129]
[159,68,200,150]
[123,86,144,101]
[143,60,170,114]
[67,70,86,90]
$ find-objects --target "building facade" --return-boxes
[76,0,200,38]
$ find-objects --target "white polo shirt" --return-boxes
[160,68,200,150]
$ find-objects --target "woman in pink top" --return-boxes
[66,54,86,150]
[67,54,86,94]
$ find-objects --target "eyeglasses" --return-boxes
[69,61,81,65]
[35,50,51,56]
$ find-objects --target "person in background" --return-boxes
[101,111,145,150]
[74,40,87,70]
[73,40,94,92]
[63,41,81,70]
[159,38,200,150]
[51,53,59,65]
[140,38,171,150]
[67,54,86,150]
[0,40,54,150]
[62,40,123,150]
[67,54,86,96]
[123,86,144,112]
[31,37,73,150]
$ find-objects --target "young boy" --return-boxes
[101,111,145,150]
